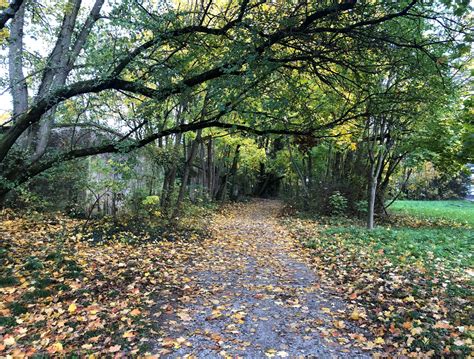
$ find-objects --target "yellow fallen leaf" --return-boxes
[231,312,246,323]
[68,303,77,313]
[365,341,375,349]
[207,309,222,320]
[374,337,385,345]
[350,309,360,320]
[265,349,277,357]
[53,342,63,352]
[122,331,136,338]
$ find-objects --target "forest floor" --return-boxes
[1,199,472,357]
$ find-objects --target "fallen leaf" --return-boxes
[122,331,136,338]
[374,337,385,345]
[4,336,16,346]
[108,345,121,353]
[350,309,360,320]
[68,303,77,313]
[130,308,141,316]
[333,320,346,329]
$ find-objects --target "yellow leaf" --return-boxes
[53,342,63,352]
[350,309,360,320]
[265,349,277,357]
[68,303,77,313]
[207,309,222,320]
[162,337,176,348]
[231,312,246,323]
[122,331,136,338]
[374,337,385,345]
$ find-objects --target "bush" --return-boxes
[142,195,161,217]
[400,163,470,200]
[328,191,348,216]
[355,200,368,217]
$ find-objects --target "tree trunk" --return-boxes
[31,0,104,160]
[8,1,28,147]
[207,138,214,198]
[229,144,241,200]
[173,130,202,217]
[199,141,207,198]
[367,172,377,230]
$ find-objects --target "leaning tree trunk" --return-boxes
[31,0,104,161]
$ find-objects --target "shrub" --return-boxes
[142,195,161,217]
[328,191,348,216]
[355,200,368,217]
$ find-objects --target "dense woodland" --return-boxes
[0,0,473,356]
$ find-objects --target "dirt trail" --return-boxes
[153,200,369,358]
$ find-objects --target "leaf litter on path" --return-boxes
[152,200,371,357]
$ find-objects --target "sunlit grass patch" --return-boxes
[389,200,474,227]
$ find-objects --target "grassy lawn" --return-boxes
[389,200,474,227]
[314,226,473,271]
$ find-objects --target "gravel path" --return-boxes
[152,200,370,358]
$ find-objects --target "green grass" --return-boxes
[314,226,474,270]
[389,200,474,227]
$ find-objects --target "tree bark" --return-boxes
[32,0,105,160]
[207,138,214,198]
[8,1,28,124]
[229,144,241,200]
[173,130,202,216]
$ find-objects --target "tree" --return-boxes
[0,0,471,204]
